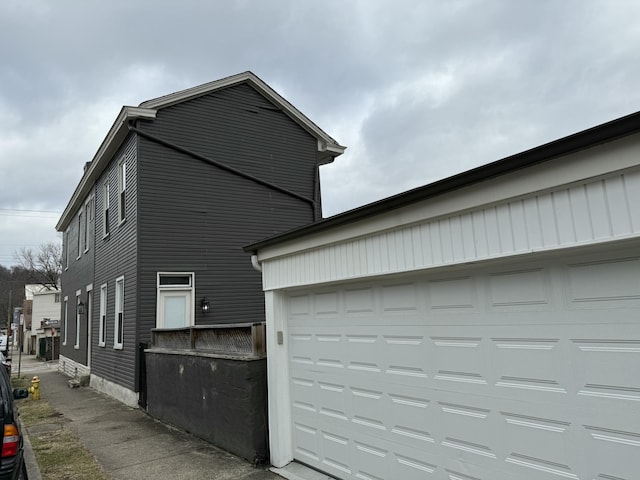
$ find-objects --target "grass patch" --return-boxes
[28,429,109,480]
[12,377,109,480]
[16,399,60,425]
[11,376,30,388]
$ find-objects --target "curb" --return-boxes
[22,429,42,480]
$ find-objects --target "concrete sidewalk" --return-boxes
[17,355,280,480]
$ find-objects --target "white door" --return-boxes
[158,291,192,328]
[285,251,640,480]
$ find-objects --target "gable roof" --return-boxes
[244,109,640,253]
[56,71,346,231]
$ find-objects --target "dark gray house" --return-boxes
[56,72,345,406]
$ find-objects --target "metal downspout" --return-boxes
[250,254,262,272]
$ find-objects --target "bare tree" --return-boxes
[14,242,62,290]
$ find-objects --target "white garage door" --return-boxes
[286,251,640,480]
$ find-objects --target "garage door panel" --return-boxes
[431,335,488,388]
[582,423,640,480]
[286,256,640,479]
[289,324,639,405]
[291,376,317,414]
[570,331,640,405]
[292,421,321,465]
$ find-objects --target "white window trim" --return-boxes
[62,296,69,346]
[118,157,126,225]
[103,180,110,238]
[114,276,124,350]
[65,230,70,270]
[84,196,92,253]
[156,272,195,329]
[76,210,83,259]
[74,290,82,349]
[99,283,107,347]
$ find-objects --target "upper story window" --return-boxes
[83,196,92,253]
[103,180,110,237]
[118,158,126,223]
[77,209,83,258]
[64,230,70,270]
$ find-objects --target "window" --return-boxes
[62,297,68,346]
[83,197,92,253]
[54,293,60,303]
[114,276,124,349]
[75,290,82,349]
[77,210,83,258]
[156,273,194,329]
[103,180,110,237]
[65,230,70,269]
[118,158,126,223]
[99,284,107,347]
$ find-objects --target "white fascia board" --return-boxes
[56,106,156,231]
[256,132,640,262]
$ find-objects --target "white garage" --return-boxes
[246,113,640,480]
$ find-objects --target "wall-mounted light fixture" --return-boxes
[77,301,86,316]
[201,298,210,314]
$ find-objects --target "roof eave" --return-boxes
[244,109,640,253]
[56,106,156,231]
[140,71,346,161]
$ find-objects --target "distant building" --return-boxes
[30,289,61,359]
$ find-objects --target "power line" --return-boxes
[0,208,61,214]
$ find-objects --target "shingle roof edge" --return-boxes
[244,109,640,252]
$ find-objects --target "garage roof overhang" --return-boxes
[244,109,640,255]
[56,71,345,231]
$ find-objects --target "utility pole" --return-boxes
[7,290,11,331]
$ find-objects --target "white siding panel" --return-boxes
[439,218,454,264]
[522,197,543,250]
[429,222,443,265]
[472,210,489,257]
[460,212,476,259]
[510,201,529,252]
[586,180,612,239]
[553,189,576,245]
[496,203,515,253]
[450,215,465,262]
[569,185,593,241]
[263,171,640,290]
[484,207,502,256]
[537,194,559,247]
[409,226,424,268]
[605,175,632,236]
[625,169,640,231]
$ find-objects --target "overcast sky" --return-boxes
[1,0,639,267]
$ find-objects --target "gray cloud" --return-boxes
[1,0,640,264]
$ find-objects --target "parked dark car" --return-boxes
[0,352,11,376]
[0,362,28,479]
